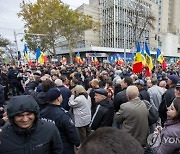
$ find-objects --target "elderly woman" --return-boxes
[68,85,91,143]
[153,98,180,154]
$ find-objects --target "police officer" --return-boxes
[40,88,80,154]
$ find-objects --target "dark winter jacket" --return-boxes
[89,88,99,112]
[0,84,5,107]
[8,69,19,83]
[36,91,49,111]
[159,86,175,126]
[113,88,128,112]
[41,104,80,154]
[57,85,71,111]
[90,98,114,130]
[139,88,150,102]
[0,95,63,154]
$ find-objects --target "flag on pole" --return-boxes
[61,57,67,65]
[156,48,167,69]
[141,46,146,66]
[75,52,83,64]
[108,55,115,64]
[94,56,99,67]
[116,54,124,66]
[24,44,34,66]
[36,48,45,64]
[145,42,153,76]
[132,42,143,73]
[24,44,30,62]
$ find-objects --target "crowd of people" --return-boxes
[0,62,179,154]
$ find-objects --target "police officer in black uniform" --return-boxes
[40,88,80,154]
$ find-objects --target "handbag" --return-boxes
[143,100,159,125]
[147,132,161,149]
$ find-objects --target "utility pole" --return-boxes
[14,30,19,64]
[13,32,54,64]
[14,31,18,51]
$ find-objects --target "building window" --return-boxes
[177,48,180,53]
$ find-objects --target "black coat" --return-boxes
[113,89,128,112]
[89,88,99,112]
[0,120,62,154]
[8,69,18,83]
[139,88,150,102]
[159,86,175,126]
[41,104,80,154]
[90,98,114,130]
[36,92,49,111]
[0,95,63,154]
[57,86,71,111]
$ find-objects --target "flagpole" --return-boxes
[155,34,159,69]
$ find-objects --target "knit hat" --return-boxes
[94,88,108,96]
[167,75,179,85]
[46,88,62,102]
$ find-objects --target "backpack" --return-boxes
[143,99,159,126]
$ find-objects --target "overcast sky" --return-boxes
[0,0,89,51]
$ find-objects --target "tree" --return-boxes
[18,0,98,60]
[127,1,156,46]
[0,35,16,63]
[60,9,99,62]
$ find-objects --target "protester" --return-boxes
[134,79,150,102]
[0,95,63,154]
[148,78,165,109]
[153,98,180,154]
[78,127,144,154]
[114,76,133,112]
[8,66,19,96]
[159,74,179,126]
[68,85,91,143]
[89,79,100,112]
[159,80,167,92]
[55,79,71,111]
[115,85,149,146]
[0,107,8,127]
[90,88,114,130]
[36,79,55,110]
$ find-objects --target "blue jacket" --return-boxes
[40,104,80,154]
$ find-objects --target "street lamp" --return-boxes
[14,30,54,62]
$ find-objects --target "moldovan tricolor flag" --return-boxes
[24,44,34,66]
[145,42,153,77]
[75,52,83,64]
[141,46,146,66]
[61,57,67,64]
[156,48,167,69]
[132,42,143,73]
